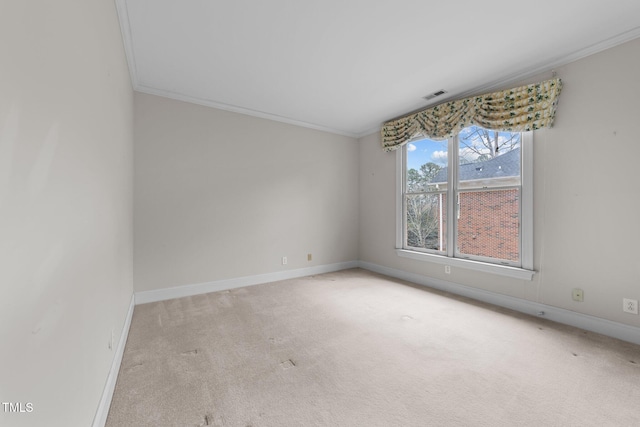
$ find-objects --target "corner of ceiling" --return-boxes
[113,1,640,143]
[114,0,140,91]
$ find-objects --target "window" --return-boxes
[397,125,533,279]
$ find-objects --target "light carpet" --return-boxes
[106,268,640,426]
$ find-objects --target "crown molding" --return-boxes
[379,26,640,129]
[114,0,138,90]
[114,0,640,140]
[134,84,360,138]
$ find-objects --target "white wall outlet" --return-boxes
[623,298,638,314]
[572,288,584,302]
[282,256,287,265]
[444,265,451,274]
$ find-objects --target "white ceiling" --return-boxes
[116,0,640,137]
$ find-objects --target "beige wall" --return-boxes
[3,2,639,422]
[359,37,640,328]
[0,1,134,426]
[134,93,359,292]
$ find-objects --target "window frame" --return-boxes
[395,129,534,280]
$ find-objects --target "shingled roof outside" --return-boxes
[432,147,520,184]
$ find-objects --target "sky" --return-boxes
[406,138,448,171]
[406,126,521,171]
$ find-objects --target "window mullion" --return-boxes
[521,132,534,270]
[447,135,458,258]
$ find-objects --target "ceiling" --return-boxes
[116,0,640,137]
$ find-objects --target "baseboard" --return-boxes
[359,261,640,346]
[92,294,135,427]
[134,261,360,305]
[88,260,639,427]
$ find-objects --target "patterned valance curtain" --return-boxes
[381,78,562,151]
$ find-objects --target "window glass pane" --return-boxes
[458,126,521,189]
[406,138,448,193]
[405,193,446,252]
[457,189,519,262]
[455,126,521,263]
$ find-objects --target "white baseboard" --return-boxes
[134,261,360,305]
[92,294,135,427]
[359,261,640,346]
[89,260,639,426]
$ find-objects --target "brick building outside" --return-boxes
[432,147,520,262]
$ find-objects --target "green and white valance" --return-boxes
[381,78,562,151]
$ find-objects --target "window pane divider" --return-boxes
[404,191,446,196]
[456,185,520,193]
[447,135,457,258]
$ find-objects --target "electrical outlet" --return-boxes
[623,298,638,314]
[282,256,287,265]
[572,288,584,302]
[444,265,451,274]
[307,253,312,261]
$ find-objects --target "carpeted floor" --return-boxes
[106,268,640,426]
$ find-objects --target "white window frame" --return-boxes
[395,130,534,280]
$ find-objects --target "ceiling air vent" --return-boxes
[423,90,447,101]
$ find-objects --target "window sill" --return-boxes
[396,249,535,280]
